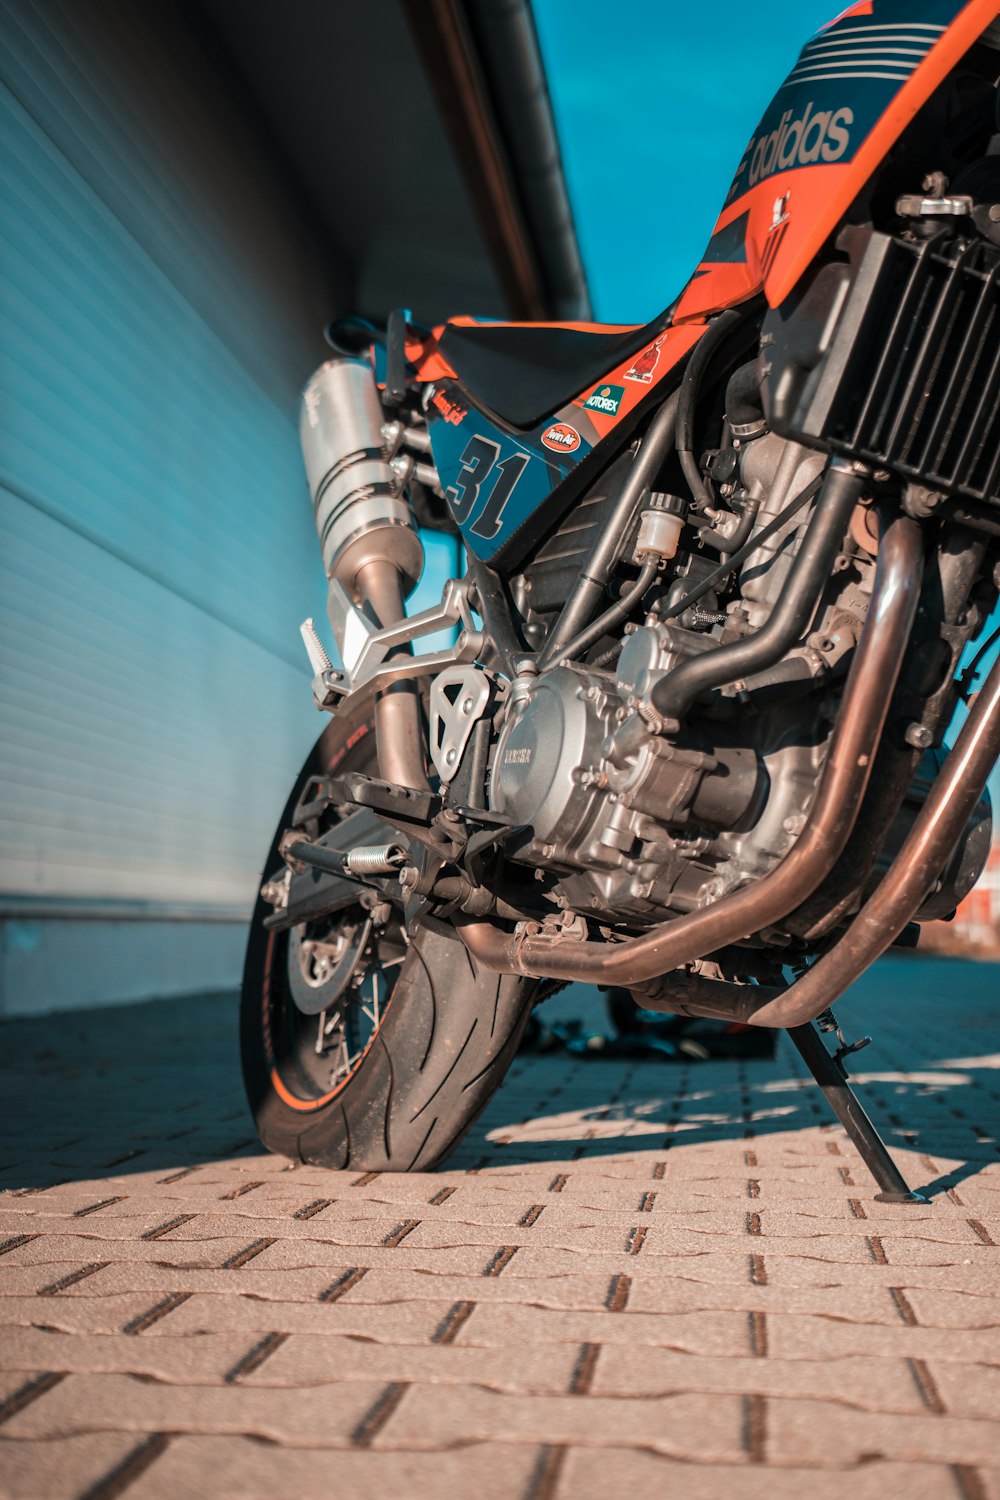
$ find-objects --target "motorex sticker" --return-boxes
[582,383,625,415]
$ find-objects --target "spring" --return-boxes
[344,844,408,876]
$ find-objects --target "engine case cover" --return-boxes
[490,666,613,863]
[489,661,764,927]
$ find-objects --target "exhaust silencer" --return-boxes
[300,358,424,600]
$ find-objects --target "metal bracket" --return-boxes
[429,666,492,782]
[834,1034,872,1067]
[511,909,588,967]
[896,193,973,218]
[307,577,486,716]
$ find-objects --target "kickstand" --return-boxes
[789,1020,926,1204]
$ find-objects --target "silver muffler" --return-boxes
[300,358,424,604]
[299,356,429,790]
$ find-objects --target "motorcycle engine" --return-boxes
[491,214,1000,935]
[491,431,868,927]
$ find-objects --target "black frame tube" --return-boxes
[538,389,680,668]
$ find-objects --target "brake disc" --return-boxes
[287,914,372,1016]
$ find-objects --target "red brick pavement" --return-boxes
[0,956,998,1498]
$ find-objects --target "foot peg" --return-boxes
[300,619,347,710]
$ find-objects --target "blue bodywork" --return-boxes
[426,382,594,562]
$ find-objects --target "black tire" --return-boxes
[240,701,537,1170]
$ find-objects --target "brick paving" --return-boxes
[0,954,998,1498]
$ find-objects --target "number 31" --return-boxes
[445,436,528,540]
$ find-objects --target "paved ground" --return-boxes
[0,955,998,1499]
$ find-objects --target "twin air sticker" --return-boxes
[431,388,467,425]
[540,423,581,453]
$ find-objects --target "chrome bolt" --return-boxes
[904,722,934,749]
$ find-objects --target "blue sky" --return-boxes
[535,0,1000,800]
[535,0,841,321]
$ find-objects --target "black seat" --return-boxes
[439,312,670,430]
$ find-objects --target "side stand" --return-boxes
[789,1021,926,1204]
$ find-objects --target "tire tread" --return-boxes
[240,708,535,1173]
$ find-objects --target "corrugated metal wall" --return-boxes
[0,0,345,944]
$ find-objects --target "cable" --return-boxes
[539,390,680,668]
[590,640,624,668]
[546,472,825,671]
[657,473,824,624]
[651,464,861,721]
[554,557,660,665]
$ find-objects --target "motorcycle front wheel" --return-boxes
[240,701,538,1171]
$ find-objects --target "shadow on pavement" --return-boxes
[0,957,997,1200]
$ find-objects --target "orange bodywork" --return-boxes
[676,0,998,318]
[412,0,996,405]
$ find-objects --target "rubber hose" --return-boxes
[651,461,862,721]
[725,359,765,430]
[675,309,743,512]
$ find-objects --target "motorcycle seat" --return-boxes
[438,314,670,430]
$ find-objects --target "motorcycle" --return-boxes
[241,0,1000,1197]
